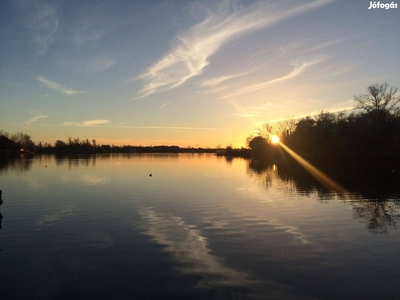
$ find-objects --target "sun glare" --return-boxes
[271,135,280,144]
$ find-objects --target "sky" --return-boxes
[1,0,399,148]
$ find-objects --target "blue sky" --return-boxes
[1,0,399,148]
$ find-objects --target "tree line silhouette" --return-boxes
[0,132,216,154]
[246,82,400,161]
[1,83,399,158]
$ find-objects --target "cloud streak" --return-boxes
[26,111,48,124]
[221,58,327,99]
[61,122,227,131]
[100,125,226,131]
[133,0,332,99]
[159,102,171,109]
[17,0,59,55]
[37,76,86,95]
[200,72,250,87]
[86,56,116,72]
[244,59,324,89]
[62,120,110,127]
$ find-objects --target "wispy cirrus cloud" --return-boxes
[220,58,327,99]
[268,100,355,123]
[86,56,116,72]
[108,125,226,131]
[200,72,250,87]
[59,120,226,131]
[159,103,171,109]
[133,0,332,99]
[228,99,278,122]
[65,123,227,131]
[26,111,48,124]
[16,0,59,55]
[300,37,349,54]
[62,120,110,127]
[67,2,122,46]
[325,100,355,113]
[37,75,85,95]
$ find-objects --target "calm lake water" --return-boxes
[0,153,399,300]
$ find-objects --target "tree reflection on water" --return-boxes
[0,189,3,251]
[351,197,399,234]
[247,156,400,234]
[0,155,34,174]
[1,153,399,235]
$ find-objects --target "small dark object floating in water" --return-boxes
[149,174,152,177]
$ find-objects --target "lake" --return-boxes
[0,153,399,300]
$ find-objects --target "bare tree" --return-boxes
[10,132,34,150]
[257,122,275,140]
[275,117,297,138]
[354,82,400,122]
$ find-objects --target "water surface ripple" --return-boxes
[0,153,399,299]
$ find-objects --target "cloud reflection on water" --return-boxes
[61,173,107,186]
[37,206,75,226]
[137,206,249,288]
[137,206,320,299]
[82,174,107,186]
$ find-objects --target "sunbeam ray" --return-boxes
[278,141,347,194]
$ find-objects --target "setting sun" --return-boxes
[271,135,280,144]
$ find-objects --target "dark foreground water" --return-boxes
[0,153,399,300]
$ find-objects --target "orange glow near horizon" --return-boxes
[37,136,245,149]
[278,141,347,194]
